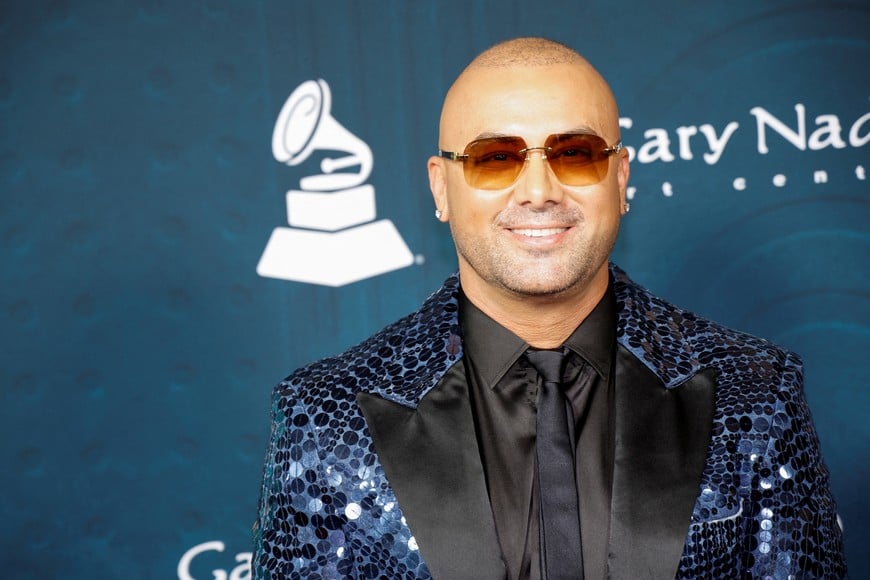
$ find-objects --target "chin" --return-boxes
[499,275,579,298]
[498,258,608,298]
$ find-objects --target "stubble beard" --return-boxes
[451,212,619,300]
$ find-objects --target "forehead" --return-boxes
[442,63,618,145]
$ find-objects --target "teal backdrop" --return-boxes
[1,1,867,577]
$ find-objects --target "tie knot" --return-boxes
[525,348,568,384]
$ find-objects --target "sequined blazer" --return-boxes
[253,264,846,579]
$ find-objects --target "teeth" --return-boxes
[512,228,567,237]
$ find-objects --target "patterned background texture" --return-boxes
[1,1,867,577]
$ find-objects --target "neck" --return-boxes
[460,265,609,349]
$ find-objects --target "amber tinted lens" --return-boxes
[544,133,613,186]
[462,136,527,189]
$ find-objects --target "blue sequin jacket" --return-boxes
[253,265,846,579]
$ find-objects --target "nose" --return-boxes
[512,148,563,207]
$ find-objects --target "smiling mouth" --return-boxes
[509,227,569,237]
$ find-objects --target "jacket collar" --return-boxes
[364,263,704,407]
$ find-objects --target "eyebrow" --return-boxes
[472,131,517,141]
[471,126,602,142]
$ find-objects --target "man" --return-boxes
[253,38,846,579]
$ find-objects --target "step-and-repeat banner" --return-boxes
[2,2,867,577]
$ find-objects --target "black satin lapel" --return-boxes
[356,380,505,580]
[608,346,715,579]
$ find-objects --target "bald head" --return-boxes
[427,37,630,323]
[468,37,587,68]
[439,37,620,147]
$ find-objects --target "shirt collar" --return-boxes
[563,282,616,381]
[459,280,617,389]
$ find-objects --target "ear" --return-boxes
[428,156,449,221]
[616,150,631,213]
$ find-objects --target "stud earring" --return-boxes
[435,209,443,219]
[623,203,631,214]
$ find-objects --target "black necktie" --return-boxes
[526,348,584,580]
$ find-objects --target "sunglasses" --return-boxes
[439,133,623,190]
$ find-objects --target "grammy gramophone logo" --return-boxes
[257,79,414,286]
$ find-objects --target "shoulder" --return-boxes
[611,263,800,389]
[272,273,463,407]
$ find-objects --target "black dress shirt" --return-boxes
[458,284,617,580]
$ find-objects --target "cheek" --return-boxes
[448,189,505,225]
[453,206,490,238]
[581,188,622,227]
[597,176,624,210]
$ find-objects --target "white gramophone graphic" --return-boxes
[257,79,414,287]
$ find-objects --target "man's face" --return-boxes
[429,63,629,302]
